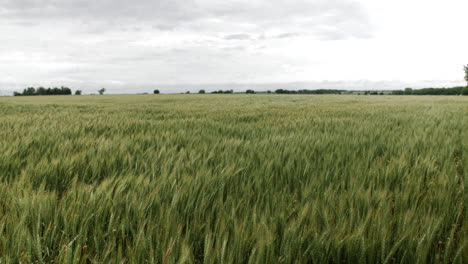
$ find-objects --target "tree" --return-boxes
[246,89,255,94]
[52,87,61,95]
[462,87,468,96]
[98,88,106,95]
[75,90,82,95]
[404,88,413,95]
[153,90,160,94]
[37,87,47,95]
[61,86,72,95]
[464,64,468,86]
[198,90,206,94]
[24,87,36,95]
[14,86,74,96]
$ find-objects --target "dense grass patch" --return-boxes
[0,94,466,263]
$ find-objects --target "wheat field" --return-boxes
[0,94,466,263]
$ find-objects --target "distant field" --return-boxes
[0,94,466,263]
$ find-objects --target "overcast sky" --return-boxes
[1,0,467,94]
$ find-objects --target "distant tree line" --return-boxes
[274,89,344,94]
[14,86,73,96]
[391,86,468,95]
[211,90,234,94]
[362,91,385,95]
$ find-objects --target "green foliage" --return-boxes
[75,90,82,95]
[98,88,106,95]
[211,90,233,94]
[246,89,255,94]
[154,89,160,94]
[0,95,466,263]
[464,64,468,85]
[392,90,405,95]
[462,87,468,95]
[392,87,465,95]
[198,90,206,94]
[13,86,72,96]
[275,89,343,94]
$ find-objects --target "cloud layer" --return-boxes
[1,0,372,39]
[0,0,466,93]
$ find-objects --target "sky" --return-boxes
[0,0,467,94]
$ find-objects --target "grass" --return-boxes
[0,94,466,263]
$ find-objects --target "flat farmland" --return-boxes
[0,95,466,263]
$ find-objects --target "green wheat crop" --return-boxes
[0,94,466,263]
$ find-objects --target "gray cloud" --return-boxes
[0,0,372,40]
[0,0,381,93]
[274,33,299,39]
[223,33,252,40]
